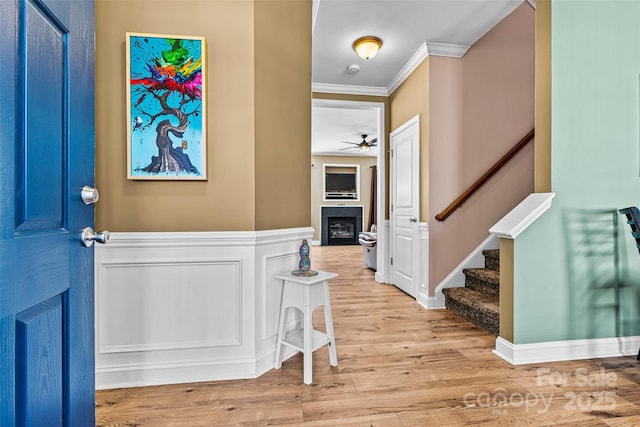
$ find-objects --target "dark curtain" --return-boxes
[367,165,377,232]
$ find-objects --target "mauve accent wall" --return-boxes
[428,3,535,293]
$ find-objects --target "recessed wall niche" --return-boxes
[323,164,360,201]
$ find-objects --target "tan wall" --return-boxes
[428,2,535,291]
[255,0,311,230]
[535,0,552,192]
[95,0,311,232]
[310,155,377,241]
[499,238,514,342]
[389,59,430,220]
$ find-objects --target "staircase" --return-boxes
[442,249,500,336]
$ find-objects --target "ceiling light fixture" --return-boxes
[353,36,382,60]
[359,143,370,152]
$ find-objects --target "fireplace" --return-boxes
[321,206,363,246]
[328,217,357,245]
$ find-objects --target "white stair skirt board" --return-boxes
[94,227,313,389]
[428,234,499,309]
[494,336,640,365]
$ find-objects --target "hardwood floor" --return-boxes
[96,245,640,426]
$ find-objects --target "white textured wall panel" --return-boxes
[98,260,242,353]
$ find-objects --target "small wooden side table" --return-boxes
[273,271,338,385]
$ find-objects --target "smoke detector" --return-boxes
[347,64,360,73]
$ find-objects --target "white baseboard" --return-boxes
[96,358,259,389]
[256,345,299,378]
[494,336,640,365]
[420,295,445,310]
[417,293,430,309]
[96,342,302,390]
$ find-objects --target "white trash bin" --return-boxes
[358,231,377,271]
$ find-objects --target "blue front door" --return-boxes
[0,0,95,424]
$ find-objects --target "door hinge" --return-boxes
[390,257,393,266]
[391,149,394,157]
[391,203,394,212]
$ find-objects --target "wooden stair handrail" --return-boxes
[435,128,535,222]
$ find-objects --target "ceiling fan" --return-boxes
[339,134,378,152]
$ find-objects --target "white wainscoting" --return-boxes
[374,219,390,284]
[94,227,313,389]
[416,222,430,308]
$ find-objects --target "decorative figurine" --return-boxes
[291,239,318,277]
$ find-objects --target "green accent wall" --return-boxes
[514,0,640,344]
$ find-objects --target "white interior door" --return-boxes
[390,115,420,297]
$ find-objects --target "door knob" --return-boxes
[81,227,110,247]
[81,186,100,205]
[409,217,418,223]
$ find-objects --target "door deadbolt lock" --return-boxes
[81,227,110,247]
[81,186,99,205]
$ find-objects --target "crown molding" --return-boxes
[386,42,429,95]
[426,42,470,58]
[311,83,389,97]
[313,41,470,98]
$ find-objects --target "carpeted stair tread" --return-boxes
[463,268,499,284]
[442,287,499,336]
[462,268,499,298]
[483,249,500,272]
[442,287,499,312]
[442,250,501,336]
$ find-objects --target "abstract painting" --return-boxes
[126,32,206,180]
